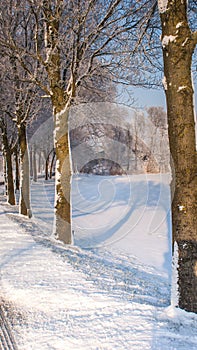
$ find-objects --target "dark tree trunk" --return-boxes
[45,151,49,181]
[3,153,8,196]
[1,130,15,205]
[126,129,131,172]
[6,148,15,205]
[29,146,33,178]
[14,146,20,191]
[159,0,197,313]
[49,150,55,179]
[18,123,31,217]
[33,147,37,182]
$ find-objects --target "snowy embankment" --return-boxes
[1,174,197,350]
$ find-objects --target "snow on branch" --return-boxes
[162,76,167,90]
[162,35,177,48]
[177,86,188,93]
[158,0,168,13]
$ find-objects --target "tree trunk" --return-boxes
[2,132,15,205]
[159,0,197,313]
[3,153,8,196]
[134,136,138,171]
[49,150,55,179]
[53,108,72,244]
[127,129,131,172]
[14,146,20,191]
[42,1,73,243]
[29,146,33,178]
[33,146,37,182]
[6,149,15,205]
[38,152,42,174]
[45,151,49,181]
[18,123,32,217]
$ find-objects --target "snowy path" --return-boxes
[1,175,197,349]
[0,203,160,350]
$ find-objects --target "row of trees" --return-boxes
[69,105,169,174]
[28,102,169,178]
[0,1,196,313]
[0,0,160,240]
[1,103,168,199]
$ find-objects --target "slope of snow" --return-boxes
[72,174,172,275]
[1,174,197,350]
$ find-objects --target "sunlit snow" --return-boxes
[162,35,177,48]
[1,174,197,350]
[158,0,168,13]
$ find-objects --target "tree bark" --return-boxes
[45,153,49,181]
[5,148,15,205]
[29,146,33,178]
[53,107,72,244]
[1,130,15,205]
[3,152,8,196]
[159,0,197,313]
[33,146,37,182]
[42,1,73,244]
[18,123,31,217]
[14,146,20,191]
[126,129,132,172]
[49,150,55,179]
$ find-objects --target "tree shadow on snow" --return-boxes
[73,177,172,279]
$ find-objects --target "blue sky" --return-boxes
[132,87,166,109]
[132,86,197,113]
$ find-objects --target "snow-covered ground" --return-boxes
[1,174,197,350]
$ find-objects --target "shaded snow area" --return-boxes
[1,174,197,349]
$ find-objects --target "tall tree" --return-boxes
[158,0,197,313]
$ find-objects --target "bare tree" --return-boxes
[146,106,169,173]
[158,0,197,313]
[146,106,167,130]
[130,112,146,172]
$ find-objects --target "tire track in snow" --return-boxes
[0,303,18,350]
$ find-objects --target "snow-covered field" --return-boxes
[1,174,197,350]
